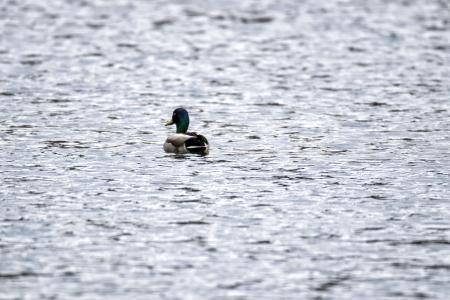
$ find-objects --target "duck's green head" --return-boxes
[165,107,190,133]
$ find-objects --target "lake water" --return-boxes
[1,0,449,299]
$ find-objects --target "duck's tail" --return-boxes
[185,135,209,155]
[186,145,207,149]
[186,144,208,155]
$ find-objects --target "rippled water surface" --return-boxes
[1,0,450,299]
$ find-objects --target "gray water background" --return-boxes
[1,0,450,299]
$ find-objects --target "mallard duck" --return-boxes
[164,108,209,155]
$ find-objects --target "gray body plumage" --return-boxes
[164,133,209,154]
[163,134,192,154]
